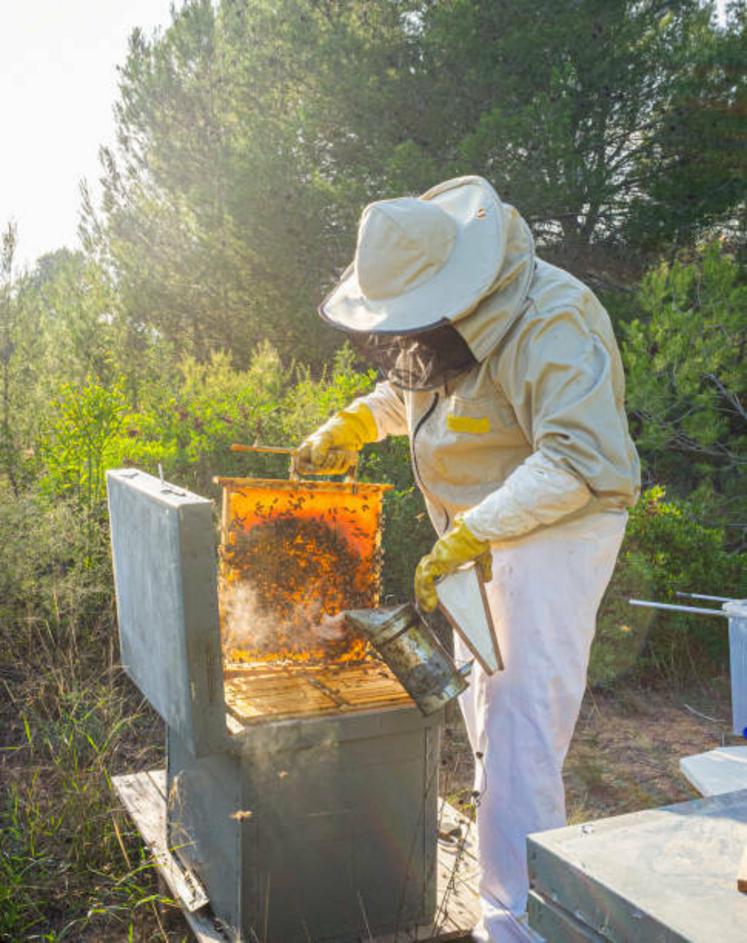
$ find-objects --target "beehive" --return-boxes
[107,468,441,942]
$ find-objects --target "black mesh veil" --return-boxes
[350,322,477,391]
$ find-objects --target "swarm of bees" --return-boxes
[222,514,377,662]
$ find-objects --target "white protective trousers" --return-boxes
[453,510,627,943]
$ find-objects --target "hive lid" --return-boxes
[528,788,747,942]
[107,469,226,757]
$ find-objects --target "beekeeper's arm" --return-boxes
[296,380,406,474]
[416,309,631,610]
[462,307,634,541]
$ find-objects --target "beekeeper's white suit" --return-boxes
[299,176,640,941]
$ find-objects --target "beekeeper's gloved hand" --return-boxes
[295,401,378,475]
[414,519,493,613]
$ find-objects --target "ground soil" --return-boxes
[443,674,742,822]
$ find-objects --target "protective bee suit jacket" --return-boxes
[352,205,640,543]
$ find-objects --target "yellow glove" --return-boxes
[295,401,378,475]
[414,519,493,612]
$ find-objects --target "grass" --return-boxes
[0,653,177,941]
[0,496,181,942]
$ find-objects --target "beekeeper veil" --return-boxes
[319,175,536,389]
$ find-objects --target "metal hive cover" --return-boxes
[107,469,226,757]
[528,788,747,942]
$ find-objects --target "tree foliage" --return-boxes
[623,244,746,529]
[591,486,747,686]
[86,0,745,369]
[420,0,731,246]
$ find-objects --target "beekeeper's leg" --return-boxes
[453,511,626,942]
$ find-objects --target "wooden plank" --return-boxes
[176,905,229,943]
[439,799,479,863]
[113,772,209,913]
[738,844,747,894]
[306,674,350,707]
[147,768,167,797]
[115,768,482,942]
[224,711,244,736]
[373,798,482,941]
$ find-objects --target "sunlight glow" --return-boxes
[0,0,175,270]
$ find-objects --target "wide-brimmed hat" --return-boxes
[319,176,507,335]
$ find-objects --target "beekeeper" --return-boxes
[297,176,640,942]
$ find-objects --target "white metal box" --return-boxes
[527,788,747,942]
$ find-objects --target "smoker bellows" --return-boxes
[106,468,442,942]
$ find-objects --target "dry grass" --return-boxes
[565,677,738,823]
[443,675,739,825]
[0,497,183,942]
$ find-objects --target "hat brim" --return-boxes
[319,177,506,335]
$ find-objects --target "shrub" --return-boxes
[623,244,746,532]
[38,378,127,514]
[362,436,435,603]
[590,486,747,686]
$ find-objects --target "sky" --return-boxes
[1,0,731,273]
[1,1,176,271]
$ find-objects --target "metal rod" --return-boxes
[676,591,737,603]
[629,598,729,618]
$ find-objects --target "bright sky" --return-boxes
[1,0,730,273]
[1,1,177,271]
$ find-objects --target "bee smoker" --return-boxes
[345,603,472,716]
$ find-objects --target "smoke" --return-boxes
[220,580,353,661]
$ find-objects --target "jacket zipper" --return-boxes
[411,393,451,533]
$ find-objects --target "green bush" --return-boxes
[591,486,747,686]
[33,343,745,684]
[39,378,127,516]
[31,342,432,604]
[361,436,435,603]
[623,244,746,531]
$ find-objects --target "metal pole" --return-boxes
[628,599,729,618]
[676,591,737,603]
